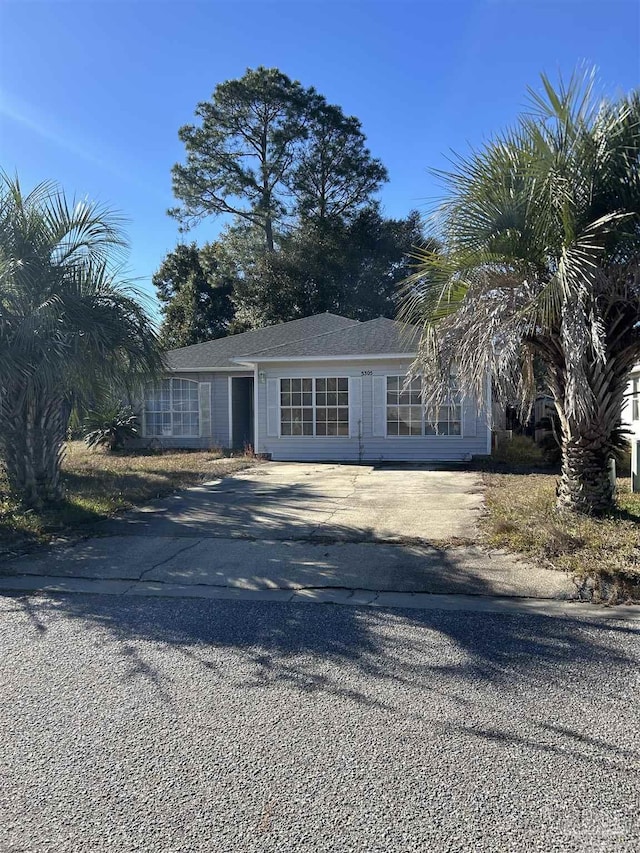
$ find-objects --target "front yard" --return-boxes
[0,442,256,554]
[482,471,640,599]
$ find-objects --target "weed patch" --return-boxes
[482,472,640,598]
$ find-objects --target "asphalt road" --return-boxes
[1,593,639,852]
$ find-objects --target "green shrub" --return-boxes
[83,402,139,451]
[492,434,546,467]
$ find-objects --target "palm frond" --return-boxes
[0,173,163,459]
[399,68,640,465]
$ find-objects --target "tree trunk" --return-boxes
[1,393,67,508]
[547,337,632,516]
[23,399,40,507]
[556,434,615,515]
[264,215,275,253]
[259,115,275,254]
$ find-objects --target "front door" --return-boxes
[231,377,254,450]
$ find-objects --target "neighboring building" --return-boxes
[137,312,491,463]
[622,364,640,491]
[491,394,555,447]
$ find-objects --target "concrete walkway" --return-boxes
[1,463,577,601]
[1,575,633,619]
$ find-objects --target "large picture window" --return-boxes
[280,377,349,437]
[386,375,461,436]
[144,378,200,437]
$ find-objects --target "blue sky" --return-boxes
[1,0,638,313]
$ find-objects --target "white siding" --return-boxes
[255,360,490,463]
[623,365,640,492]
[348,377,362,438]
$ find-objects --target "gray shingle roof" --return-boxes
[165,313,358,370]
[233,317,420,361]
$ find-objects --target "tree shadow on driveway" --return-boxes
[4,463,638,776]
[2,470,568,597]
[81,466,480,543]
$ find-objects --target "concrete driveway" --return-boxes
[2,463,575,600]
[100,462,485,542]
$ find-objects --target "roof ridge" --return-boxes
[167,312,357,356]
[235,314,360,356]
[235,316,416,359]
[236,319,364,358]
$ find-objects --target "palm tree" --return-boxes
[0,175,163,507]
[401,71,640,515]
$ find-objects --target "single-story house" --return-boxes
[137,312,491,463]
[622,363,640,491]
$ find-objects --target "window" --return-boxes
[280,378,313,436]
[144,378,200,437]
[315,378,349,436]
[386,376,423,435]
[280,377,349,437]
[632,377,640,422]
[386,375,461,437]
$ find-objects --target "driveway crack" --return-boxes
[310,468,362,539]
[122,538,204,594]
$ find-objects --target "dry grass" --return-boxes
[482,471,640,581]
[0,441,258,554]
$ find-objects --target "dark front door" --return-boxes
[231,377,254,450]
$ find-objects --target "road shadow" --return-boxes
[3,592,638,718]
[4,587,639,776]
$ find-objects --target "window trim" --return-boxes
[632,376,640,423]
[278,376,350,438]
[384,373,463,439]
[143,377,200,439]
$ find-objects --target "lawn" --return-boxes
[481,471,640,600]
[0,441,257,555]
